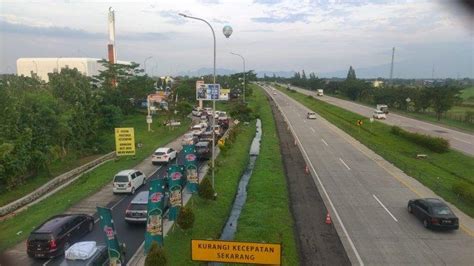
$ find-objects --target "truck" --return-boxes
[317,89,324,96]
[376,104,389,114]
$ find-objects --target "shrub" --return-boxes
[177,206,195,230]
[198,177,215,200]
[390,126,449,153]
[453,182,474,204]
[145,241,167,266]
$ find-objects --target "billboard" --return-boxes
[196,84,222,101]
[114,128,135,156]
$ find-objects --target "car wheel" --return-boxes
[131,187,135,195]
[423,219,429,228]
[407,204,412,213]
[88,221,94,232]
[143,178,146,186]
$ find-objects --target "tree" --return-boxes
[428,85,461,121]
[198,177,215,200]
[177,206,195,230]
[346,66,357,81]
[145,241,167,266]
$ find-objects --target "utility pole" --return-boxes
[389,47,395,86]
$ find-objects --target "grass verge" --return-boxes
[163,86,299,265]
[0,114,191,252]
[274,84,474,217]
[234,85,299,265]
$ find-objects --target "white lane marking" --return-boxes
[321,138,329,146]
[277,98,364,266]
[452,136,471,144]
[43,259,52,266]
[339,158,351,170]
[373,195,398,222]
[310,127,316,133]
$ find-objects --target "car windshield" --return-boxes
[29,233,51,240]
[130,203,147,211]
[432,206,452,215]
[154,152,165,155]
[114,175,129,182]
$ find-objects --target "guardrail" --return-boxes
[0,152,116,219]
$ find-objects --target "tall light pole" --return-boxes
[179,13,218,190]
[144,56,152,75]
[230,52,246,103]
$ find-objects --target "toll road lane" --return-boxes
[286,84,474,156]
[263,84,474,265]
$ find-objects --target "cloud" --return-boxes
[252,12,312,23]
[0,19,104,39]
[241,29,275,32]
[212,18,230,24]
[198,0,220,5]
[158,10,188,25]
[254,0,283,5]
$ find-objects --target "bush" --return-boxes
[145,241,167,266]
[390,126,449,153]
[198,177,215,200]
[177,206,195,230]
[453,182,474,204]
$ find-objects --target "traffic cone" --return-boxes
[325,212,332,225]
[305,165,309,174]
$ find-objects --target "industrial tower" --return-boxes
[389,47,395,85]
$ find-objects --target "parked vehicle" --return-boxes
[59,242,108,266]
[376,104,389,114]
[152,147,177,164]
[125,191,170,223]
[196,141,212,160]
[27,214,94,259]
[317,89,324,96]
[407,198,459,230]
[373,110,387,119]
[112,169,146,194]
[307,112,317,119]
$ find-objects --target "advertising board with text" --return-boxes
[191,239,281,265]
[115,128,136,156]
[196,84,226,101]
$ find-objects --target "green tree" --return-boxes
[145,241,167,266]
[198,177,215,200]
[346,66,357,81]
[428,85,461,121]
[177,206,195,230]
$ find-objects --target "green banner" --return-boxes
[97,206,123,265]
[167,165,184,221]
[183,144,199,193]
[145,179,165,253]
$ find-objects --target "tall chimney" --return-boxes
[108,7,116,64]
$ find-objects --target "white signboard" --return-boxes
[196,84,222,101]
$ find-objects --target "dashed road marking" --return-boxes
[339,158,351,170]
[321,138,329,146]
[373,194,398,222]
[310,127,315,133]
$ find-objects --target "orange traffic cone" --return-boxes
[305,165,309,174]
[325,212,332,225]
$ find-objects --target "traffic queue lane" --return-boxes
[22,149,203,266]
[264,85,474,265]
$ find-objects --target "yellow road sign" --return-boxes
[357,119,363,126]
[191,239,281,265]
[115,128,136,156]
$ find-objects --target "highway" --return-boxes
[285,84,474,156]
[263,84,474,265]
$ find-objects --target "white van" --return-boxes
[373,110,387,119]
[112,169,146,194]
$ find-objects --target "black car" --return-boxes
[196,141,212,160]
[407,198,459,230]
[27,214,95,258]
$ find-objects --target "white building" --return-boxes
[16,58,130,82]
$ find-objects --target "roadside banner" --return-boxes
[145,179,165,253]
[191,239,282,265]
[183,144,199,193]
[97,206,124,265]
[196,84,221,100]
[167,165,184,221]
[114,128,136,156]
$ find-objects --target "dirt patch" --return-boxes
[267,95,350,265]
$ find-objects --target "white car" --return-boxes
[307,112,317,119]
[373,110,387,119]
[192,124,206,136]
[152,147,177,164]
[182,132,197,146]
[113,169,146,194]
[192,107,202,117]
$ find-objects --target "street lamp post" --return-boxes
[230,52,246,103]
[179,13,218,190]
[144,56,153,75]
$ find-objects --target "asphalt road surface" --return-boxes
[264,84,474,265]
[286,84,474,156]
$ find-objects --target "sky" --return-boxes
[0,0,473,78]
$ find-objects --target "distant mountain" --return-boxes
[256,70,295,78]
[176,67,237,77]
